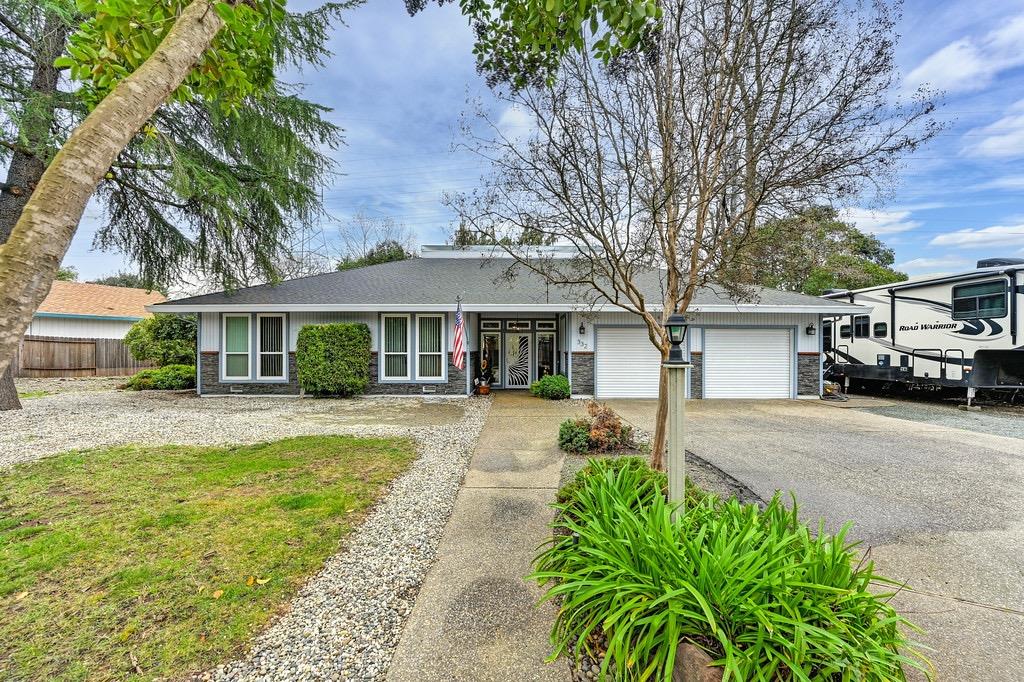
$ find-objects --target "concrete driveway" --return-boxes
[607,398,1024,681]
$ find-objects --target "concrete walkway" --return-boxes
[388,393,574,682]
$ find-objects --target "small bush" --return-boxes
[557,401,636,454]
[295,323,371,396]
[532,461,931,681]
[124,315,196,366]
[530,374,571,400]
[125,364,196,391]
[558,418,592,454]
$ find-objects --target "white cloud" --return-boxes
[929,224,1024,247]
[904,15,1024,95]
[973,174,1024,190]
[896,257,971,273]
[840,208,921,235]
[962,102,1024,158]
[496,104,535,142]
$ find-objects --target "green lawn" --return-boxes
[16,390,51,400]
[0,435,416,681]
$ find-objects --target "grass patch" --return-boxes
[16,390,51,400]
[0,435,416,681]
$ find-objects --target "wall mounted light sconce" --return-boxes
[806,323,816,336]
[578,322,586,336]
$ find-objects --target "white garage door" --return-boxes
[594,327,662,398]
[703,328,792,399]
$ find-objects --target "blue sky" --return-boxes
[65,0,1024,283]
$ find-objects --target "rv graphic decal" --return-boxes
[893,294,1002,337]
[898,323,958,332]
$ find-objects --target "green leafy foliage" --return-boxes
[125,363,196,390]
[558,418,591,454]
[530,373,570,400]
[295,323,371,396]
[90,270,167,294]
[55,266,78,281]
[336,239,411,271]
[558,402,636,453]
[440,0,661,87]
[59,0,285,113]
[124,314,197,366]
[531,461,933,681]
[737,207,907,296]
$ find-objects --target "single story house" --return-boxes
[149,245,864,399]
[28,280,167,339]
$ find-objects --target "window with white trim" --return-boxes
[257,314,286,380]
[223,314,251,379]
[416,314,445,380]
[382,315,410,380]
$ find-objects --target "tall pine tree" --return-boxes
[0,0,353,409]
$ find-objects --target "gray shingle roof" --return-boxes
[152,257,858,310]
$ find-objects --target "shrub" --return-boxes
[557,402,636,454]
[558,418,591,454]
[530,374,571,400]
[124,315,197,367]
[295,323,371,396]
[125,364,196,391]
[585,401,634,451]
[531,462,931,682]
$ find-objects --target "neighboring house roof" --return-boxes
[152,254,864,315]
[36,281,166,320]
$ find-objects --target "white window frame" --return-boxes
[536,320,557,331]
[381,314,411,381]
[416,314,446,381]
[222,313,251,381]
[256,313,287,381]
[480,319,502,331]
[507,320,532,331]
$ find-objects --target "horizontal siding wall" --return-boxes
[26,316,136,340]
[290,312,378,350]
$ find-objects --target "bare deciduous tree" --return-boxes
[335,212,417,267]
[449,0,939,468]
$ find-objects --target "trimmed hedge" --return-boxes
[530,374,570,400]
[125,364,196,391]
[295,323,371,396]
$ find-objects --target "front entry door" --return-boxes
[505,333,532,388]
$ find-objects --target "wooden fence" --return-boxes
[11,335,154,378]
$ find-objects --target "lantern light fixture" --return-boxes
[663,314,689,364]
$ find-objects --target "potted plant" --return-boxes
[475,367,494,395]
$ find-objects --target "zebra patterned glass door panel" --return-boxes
[505,333,531,388]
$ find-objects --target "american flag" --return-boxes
[452,299,466,370]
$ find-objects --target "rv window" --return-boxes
[839,324,851,339]
[952,280,1007,320]
[853,315,870,338]
[873,322,888,338]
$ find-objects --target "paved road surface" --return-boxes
[608,398,1024,681]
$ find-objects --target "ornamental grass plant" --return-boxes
[530,459,932,681]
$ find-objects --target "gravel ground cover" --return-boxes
[15,375,127,396]
[1,390,466,468]
[2,388,490,681]
[857,397,1024,440]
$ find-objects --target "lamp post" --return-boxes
[663,313,691,518]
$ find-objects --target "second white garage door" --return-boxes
[594,327,662,398]
[703,328,793,398]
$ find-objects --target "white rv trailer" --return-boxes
[821,258,1024,401]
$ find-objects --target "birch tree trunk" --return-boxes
[0,13,69,410]
[0,0,224,381]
